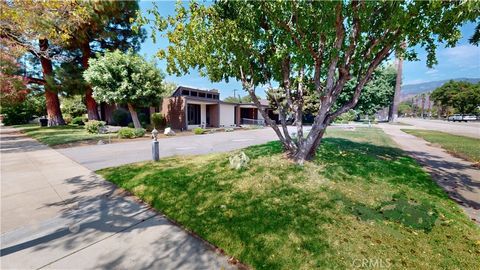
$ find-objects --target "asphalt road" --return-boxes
[58,127,306,171]
[398,118,480,139]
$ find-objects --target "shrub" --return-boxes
[151,113,165,129]
[112,109,129,126]
[134,128,146,137]
[335,110,357,124]
[85,120,105,134]
[138,112,149,127]
[193,127,204,135]
[127,122,134,128]
[61,95,86,117]
[63,115,72,124]
[0,94,46,125]
[118,127,146,139]
[72,116,85,125]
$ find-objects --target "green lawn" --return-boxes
[402,129,480,163]
[98,127,480,270]
[14,124,110,146]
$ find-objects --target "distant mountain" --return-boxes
[401,78,480,100]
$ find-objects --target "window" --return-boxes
[207,94,212,99]
[187,104,201,125]
[199,92,206,98]
[182,90,189,95]
[191,91,198,97]
[213,95,219,100]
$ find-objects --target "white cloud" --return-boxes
[425,69,438,75]
[440,45,480,66]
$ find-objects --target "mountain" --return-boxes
[400,78,480,100]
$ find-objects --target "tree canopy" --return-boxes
[431,81,480,115]
[84,50,166,128]
[143,1,478,163]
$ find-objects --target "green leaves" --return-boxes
[83,50,166,107]
[431,81,480,114]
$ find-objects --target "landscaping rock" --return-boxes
[164,127,176,136]
[229,151,250,170]
[105,125,122,133]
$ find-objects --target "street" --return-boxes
[399,118,480,139]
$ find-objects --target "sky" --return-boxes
[138,1,480,99]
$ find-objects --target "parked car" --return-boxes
[447,114,477,122]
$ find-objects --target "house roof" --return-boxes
[172,85,270,107]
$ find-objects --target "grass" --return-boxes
[14,124,110,146]
[98,127,480,270]
[402,129,480,163]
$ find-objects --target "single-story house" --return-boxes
[160,86,276,130]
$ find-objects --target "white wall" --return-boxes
[257,109,265,120]
[219,104,236,127]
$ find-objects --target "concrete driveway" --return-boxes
[59,127,304,170]
[0,127,235,269]
[398,118,480,138]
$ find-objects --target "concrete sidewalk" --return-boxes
[379,124,480,225]
[0,127,235,269]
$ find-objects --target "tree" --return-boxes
[146,1,478,163]
[60,1,146,120]
[431,81,480,115]
[338,65,397,116]
[224,95,259,103]
[0,1,77,125]
[84,50,166,128]
[0,53,28,106]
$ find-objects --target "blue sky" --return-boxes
[138,1,480,98]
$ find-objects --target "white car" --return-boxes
[447,114,477,122]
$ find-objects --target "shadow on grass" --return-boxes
[97,136,480,269]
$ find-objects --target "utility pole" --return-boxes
[233,88,241,103]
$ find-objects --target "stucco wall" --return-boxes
[219,104,236,127]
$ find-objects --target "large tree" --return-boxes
[0,1,78,125]
[431,81,480,115]
[84,50,166,128]
[60,1,146,120]
[145,1,478,163]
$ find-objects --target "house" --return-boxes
[160,86,275,130]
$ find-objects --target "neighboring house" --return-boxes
[161,86,275,130]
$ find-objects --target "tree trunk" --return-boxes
[39,39,65,126]
[127,103,142,129]
[81,41,100,120]
[292,124,327,164]
[389,42,405,122]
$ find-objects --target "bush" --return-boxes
[85,120,105,134]
[151,113,165,129]
[63,115,72,124]
[335,110,357,124]
[134,128,146,137]
[61,95,86,117]
[193,127,205,135]
[72,116,85,125]
[138,112,149,127]
[112,109,129,126]
[118,127,146,139]
[0,94,46,125]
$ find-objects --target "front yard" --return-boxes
[14,124,112,147]
[98,127,480,269]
